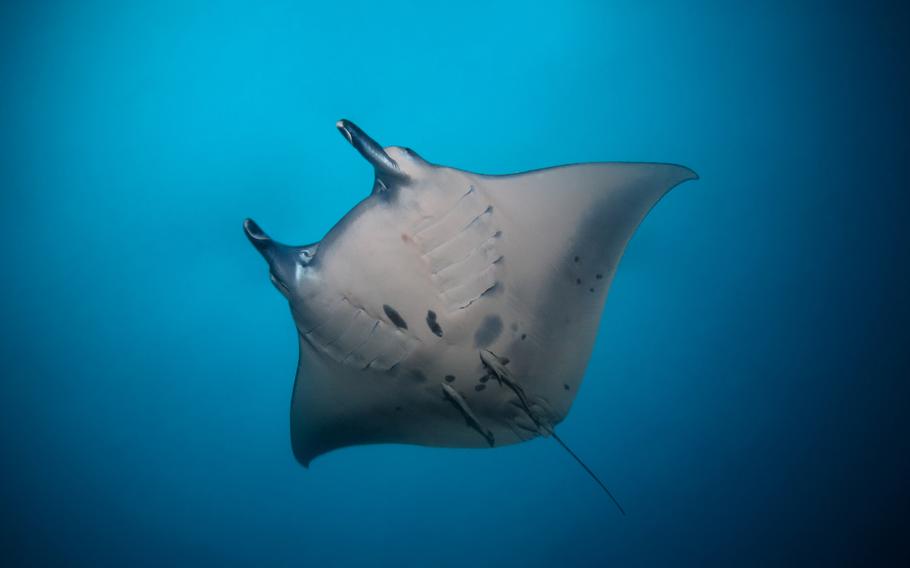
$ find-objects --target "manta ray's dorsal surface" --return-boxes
[244,120,696,511]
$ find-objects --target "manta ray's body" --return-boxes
[245,120,695,508]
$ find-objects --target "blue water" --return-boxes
[2,1,907,565]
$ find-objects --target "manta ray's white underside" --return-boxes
[244,121,696,504]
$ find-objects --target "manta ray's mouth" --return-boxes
[269,273,291,296]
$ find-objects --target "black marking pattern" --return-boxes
[474,315,503,348]
[425,310,443,337]
[383,304,408,329]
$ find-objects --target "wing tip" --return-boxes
[291,437,313,468]
[662,162,699,184]
[651,163,698,198]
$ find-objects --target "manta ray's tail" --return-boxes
[479,350,626,514]
[550,431,626,516]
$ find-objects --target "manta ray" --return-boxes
[244,120,696,512]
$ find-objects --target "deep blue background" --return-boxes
[2,1,908,566]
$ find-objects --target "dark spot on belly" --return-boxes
[474,315,503,348]
[444,374,456,383]
[474,384,486,392]
[383,304,408,329]
[479,375,489,383]
[564,383,570,390]
[395,405,403,411]
[574,256,580,263]
[425,310,443,337]
[521,333,527,340]
[595,273,603,279]
[589,287,595,293]
[576,278,582,285]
